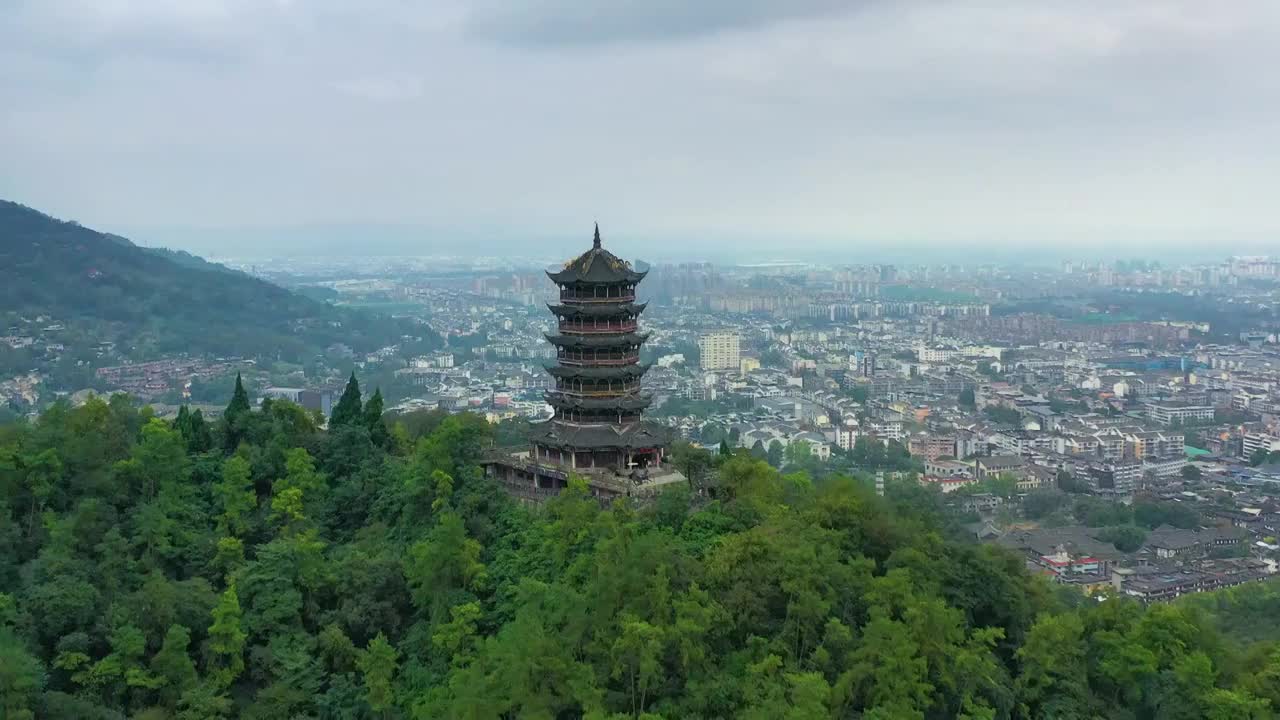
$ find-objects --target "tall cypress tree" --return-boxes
[224,373,252,451]
[364,387,389,447]
[330,372,363,428]
[189,409,212,453]
[175,405,191,442]
[226,373,250,419]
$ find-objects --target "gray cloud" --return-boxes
[1,0,1279,260]
[467,0,855,46]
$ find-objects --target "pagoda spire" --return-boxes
[593,222,601,249]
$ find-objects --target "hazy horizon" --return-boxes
[4,1,1280,259]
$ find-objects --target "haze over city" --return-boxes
[11,3,1280,718]
[4,0,1280,260]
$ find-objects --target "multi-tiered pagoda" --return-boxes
[485,225,679,501]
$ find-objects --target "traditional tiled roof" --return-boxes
[530,420,670,450]
[546,332,649,348]
[546,225,647,285]
[996,526,1126,561]
[544,392,653,411]
[547,302,647,317]
[546,363,650,380]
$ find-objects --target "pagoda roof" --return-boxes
[546,363,650,380]
[548,301,647,317]
[530,420,670,450]
[545,392,653,411]
[546,224,647,285]
[546,332,649,348]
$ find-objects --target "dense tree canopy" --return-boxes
[0,383,1277,718]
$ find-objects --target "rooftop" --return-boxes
[546,225,647,285]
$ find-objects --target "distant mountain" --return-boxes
[143,244,244,276]
[0,200,437,362]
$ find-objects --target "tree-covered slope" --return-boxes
[1,385,1278,719]
[0,200,433,361]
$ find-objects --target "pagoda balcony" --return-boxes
[559,288,636,303]
[557,352,640,367]
[552,387,640,398]
[559,320,639,334]
[553,378,643,396]
[555,410,643,424]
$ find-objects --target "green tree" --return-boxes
[174,405,212,453]
[133,418,190,500]
[214,455,256,536]
[224,373,252,450]
[1097,525,1147,553]
[610,614,663,717]
[357,632,400,717]
[22,448,61,535]
[959,388,976,410]
[176,681,233,720]
[270,448,324,529]
[670,441,714,487]
[767,440,784,468]
[983,405,1021,426]
[836,615,934,717]
[406,511,485,620]
[0,627,44,720]
[364,387,390,447]
[1022,489,1067,520]
[206,586,247,689]
[226,373,251,419]
[150,625,197,707]
[982,472,1019,499]
[330,372,363,428]
[1016,613,1089,719]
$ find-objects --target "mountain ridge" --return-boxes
[0,199,436,364]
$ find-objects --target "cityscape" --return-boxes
[7,0,1280,717]
[7,225,1280,607]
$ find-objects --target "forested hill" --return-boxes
[2,383,1280,718]
[0,200,433,361]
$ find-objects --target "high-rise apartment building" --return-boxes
[698,331,740,371]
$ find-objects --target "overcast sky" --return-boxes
[2,1,1279,260]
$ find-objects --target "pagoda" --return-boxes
[484,225,679,501]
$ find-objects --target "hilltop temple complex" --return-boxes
[484,225,684,501]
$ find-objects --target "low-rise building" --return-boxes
[1244,432,1280,458]
[975,455,1025,480]
[908,433,956,461]
[921,475,977,493]
[1145,402,1215,426]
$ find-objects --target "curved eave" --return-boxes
[546,268,648,285]
[545,332,650,348]
[545,392,653,411]
[530,420,670,450]
[547,302,647,317]
[545,362,650,379]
